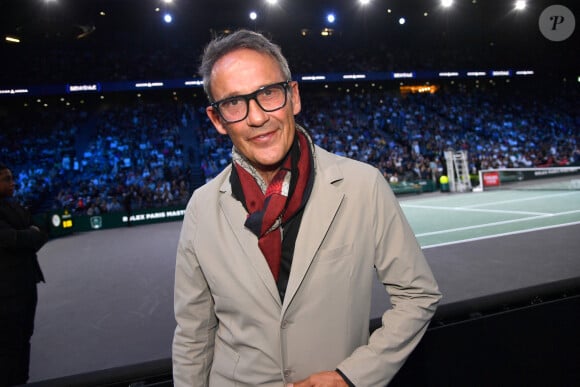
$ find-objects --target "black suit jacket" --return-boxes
[0,198,47,298]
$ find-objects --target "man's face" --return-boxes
[0,169,15,198]
[206,48,301,180]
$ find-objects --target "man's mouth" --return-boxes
[250,130,276,142]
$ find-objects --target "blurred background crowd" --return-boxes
[2,75,578,215]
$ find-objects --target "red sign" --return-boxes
[483,171,500,187]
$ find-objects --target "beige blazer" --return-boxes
[173,145,441,386]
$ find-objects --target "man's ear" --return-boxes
[290,81,301,116]
[206,106,228,135]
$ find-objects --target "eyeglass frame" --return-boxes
[210,81,292,123]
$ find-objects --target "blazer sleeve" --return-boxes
[337,169,442,386]
[172,197,217,387]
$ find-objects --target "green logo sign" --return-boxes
[90,216,103,229]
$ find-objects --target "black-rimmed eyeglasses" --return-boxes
[211,81,291,123]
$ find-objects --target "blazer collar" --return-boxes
[282,147,345,313]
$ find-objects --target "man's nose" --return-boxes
[246,99,268,126]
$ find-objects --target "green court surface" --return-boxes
[400,190,580,248]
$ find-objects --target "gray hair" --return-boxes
[198,29,292,102]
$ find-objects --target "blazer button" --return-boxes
[281,319,289,329]
[283,369,293,378]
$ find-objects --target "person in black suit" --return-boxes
[0,163,48,385]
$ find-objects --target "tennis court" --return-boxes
[401,189,580,248]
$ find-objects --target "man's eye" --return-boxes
[221,98,242,109]
[261,87,280,99]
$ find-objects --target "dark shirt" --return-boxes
[278,209,304,302]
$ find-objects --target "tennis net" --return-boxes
[476,166,580,191]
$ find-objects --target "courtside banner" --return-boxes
[483,171,500,187]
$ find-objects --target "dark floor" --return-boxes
[28,220,580,382]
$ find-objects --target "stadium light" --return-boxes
[326,13,336,24]
[5,35,21,43]
[514,1,526,11]
[321,28,334,37]
[265,0,278,5]
[441,0,453,8]
[42,0,57,8]
[163,13,173,23]
[359,0,371,5]
[399,17,406,25]
[249,11,258,21]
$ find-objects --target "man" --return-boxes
[173,30,441,386]
[0,163,48,385]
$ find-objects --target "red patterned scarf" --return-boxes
[232,129,314,281]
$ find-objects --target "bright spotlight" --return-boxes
[359,0,371,5]
[327,13,336,23]
[514,1,526,11]
[399,17,406,25]
[249,11,257,21]
[265,0,277,5]
[441,0,453,8]
[5,36,21,43]
[163,13,173,23]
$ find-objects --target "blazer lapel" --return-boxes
[282,153,344,313]
[218,179,283,307]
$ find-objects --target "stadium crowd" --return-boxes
[1,36,578,215]
[2,78,579,215]
[1,98,193,214]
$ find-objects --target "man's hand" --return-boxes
[287,371,348,387]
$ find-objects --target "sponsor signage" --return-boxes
[122,209,185,224]
[483,171,500,187]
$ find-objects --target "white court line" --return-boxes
[415,209,580,237]
[465,191,580,208]
[401,190,579,211]
[421,220,580,249]
[403,204,548,216]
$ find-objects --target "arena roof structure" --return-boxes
[1,0,576,49]
[0,0,576,97]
